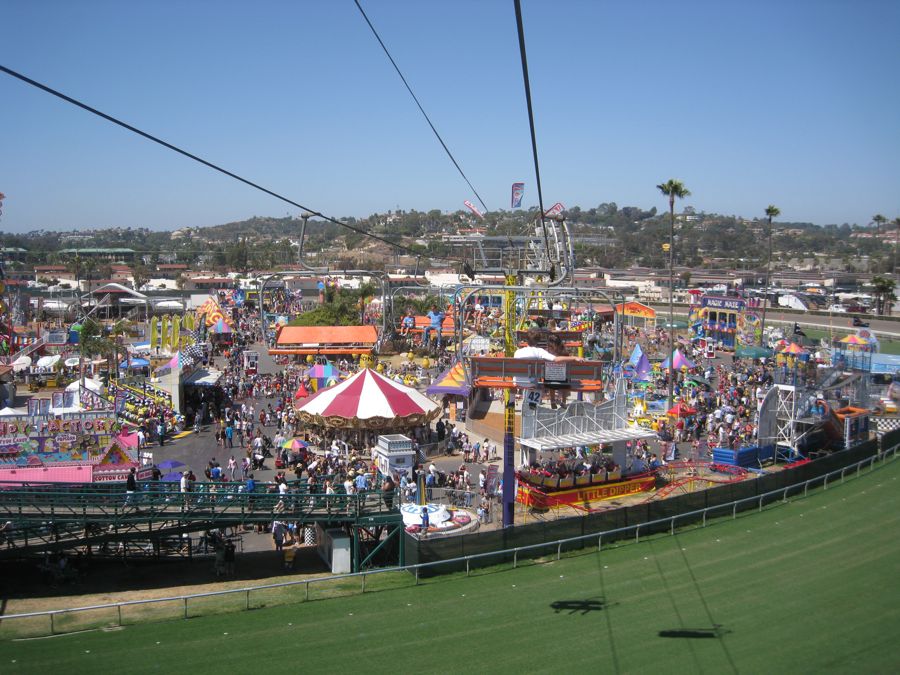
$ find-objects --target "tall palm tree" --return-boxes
[893,216,900,277]
[656,179,691,412]
[872,214,887,237]
[870,276,896,316]
[760,205,780,344]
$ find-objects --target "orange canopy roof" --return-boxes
[276,325,378,347]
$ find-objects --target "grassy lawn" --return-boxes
[2,458,899,673]
[801,327,900,355]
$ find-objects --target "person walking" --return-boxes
[124,467,137,507]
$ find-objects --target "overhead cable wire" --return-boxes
[0,64,461,264]
[512,0,553,266]
[353,0,490,214]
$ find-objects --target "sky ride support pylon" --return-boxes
[502,273,518,528]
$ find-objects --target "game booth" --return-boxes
[690,295,761,351]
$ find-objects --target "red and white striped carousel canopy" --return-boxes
[296,367,441,428]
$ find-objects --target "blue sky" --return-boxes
[1,0,898,233]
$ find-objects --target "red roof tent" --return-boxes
[270,325,378,356]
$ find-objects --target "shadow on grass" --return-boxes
[658,625,730,639]
[550,596,615,615]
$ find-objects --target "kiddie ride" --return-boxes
[467,355,659,511]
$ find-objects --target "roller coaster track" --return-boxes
[645,476,743,502]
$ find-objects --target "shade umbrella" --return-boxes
[735,345,773,359]
[667,402,698,417]
[157,459,186,470]
[281,438,308,451]
[294,383,310,399]
[161,472,184,482]
[839,334,868,345]
[64,357,81,368]
[782,342,806,355]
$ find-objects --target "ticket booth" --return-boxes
[242,350,259,375]
[374,434,415,479]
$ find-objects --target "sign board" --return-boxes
[700,295,745,311]
[484,464,499,495]
[525,389,542,406]
[46,329,69,345]
[543,362,568,383]
[615,302,656,319]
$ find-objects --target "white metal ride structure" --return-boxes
[758,383,822,460]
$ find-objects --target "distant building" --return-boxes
[156,263,189,278]
[58,248,136,262]
[34,265,76,282]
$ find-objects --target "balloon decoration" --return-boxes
[172,314,182,350]
[160,315,171,351]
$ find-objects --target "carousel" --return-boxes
[295,366,442,431]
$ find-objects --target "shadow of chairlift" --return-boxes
[550,596,617,615]
[658,624,730,639]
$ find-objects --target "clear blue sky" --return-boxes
[1,0,898,233]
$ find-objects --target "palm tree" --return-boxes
[872,214,887,237]
[893,216,900,277]
[656,179,691,412]
[870,276,896,316]
[760,205,780,344]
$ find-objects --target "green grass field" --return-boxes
[3,459,899,674]
[802,326,900,354]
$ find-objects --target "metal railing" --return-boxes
[1,444,895,639]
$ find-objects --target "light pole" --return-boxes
[760,205,780,345]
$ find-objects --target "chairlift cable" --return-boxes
[513,0,554,269]
[354,1,490,215]
[0,64,463,265]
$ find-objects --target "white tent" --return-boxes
[0,406,27,417]
[65,378,103,393]
[11,355,31,373]
[35,355,61,369]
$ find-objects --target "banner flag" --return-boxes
[463,200,485,220]
[511,182,525,208]
[543,202,565,217]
